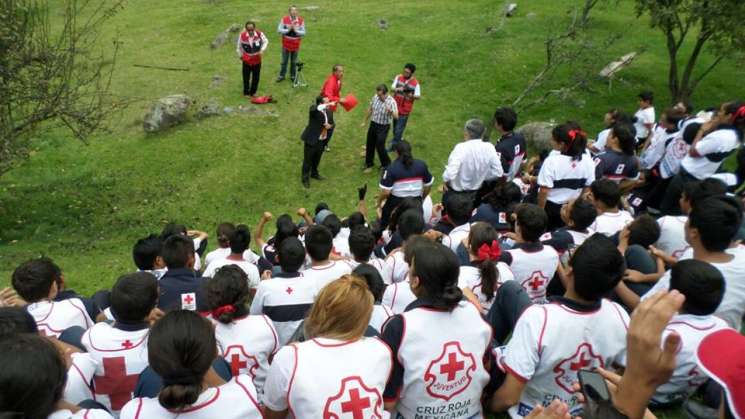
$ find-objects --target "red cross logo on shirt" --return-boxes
[424,341,477,401]
[522,271,549,302]
[93,356,140,411]
[183,294,194,304]
[223,345,259,378]
[322,376,383,419]
[440,352,465,381]
[553,343,604,393]
[286,287,294,294]
[121,340,134,349]
[230,354,247,376]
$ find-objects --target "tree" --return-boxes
[635,0,745,102]
[0,0,125,175]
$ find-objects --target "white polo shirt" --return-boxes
[655,215,690,258]
[537,153,596,205]
[590,210,634,237]
[634,107,656,139]
[443,138,504,192]
[680,128,741,179]
[202,258,260,289]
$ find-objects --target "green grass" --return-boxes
[0,2,741,415]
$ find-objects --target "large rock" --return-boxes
[211,31,228,49]
[143,95,192,133]
[196,101,221,119]
[516,121,556,153]
[599,52,637,78]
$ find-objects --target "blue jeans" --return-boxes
[279,49,299,79]
[390,114,409,147]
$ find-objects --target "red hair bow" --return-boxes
[732,105,745,122]
[478,240,502,261]
[568,129,587,142]
[211,304,236,318]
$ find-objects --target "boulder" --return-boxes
[599,52,637,78]
[515,121,556,153]
[196,101,221,119]
[143,95,192,133]
[228,23,241,33]
[210,31,229,49]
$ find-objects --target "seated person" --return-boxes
[132,234,167,280]
[204,222,236,266]
[594,122,641,191]
[352,263,392,333]
[202,224,260,290]
[540,196,597,255]
[489,234,629,417]
[615,215,664,297]
[458,222,514,313]
[158,235,208,312]
[442,192,473,252]
[381,235,429,314]
[346,226,387,277]
[12,257,94,337]
[588,179,633,237]
[471,182,524,234]
[160,222,208,271]
[651,259,730,407]
[301,225,353,290]
[382,209,426,284]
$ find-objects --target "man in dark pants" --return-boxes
[236,21,268,97]
[301,96,334,188]
[361,84,398,173]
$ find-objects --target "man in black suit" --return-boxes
[301,96,335,188]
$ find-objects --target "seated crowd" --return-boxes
[1,94,744,419]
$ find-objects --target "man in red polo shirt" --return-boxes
[236,21,268,97]
[319,64,348,151]
[276,6,305,82]
[390,63,421,150]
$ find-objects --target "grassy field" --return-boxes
[3,1,742,416]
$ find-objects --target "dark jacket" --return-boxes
[157,268,208,312]
[301,105,332,146]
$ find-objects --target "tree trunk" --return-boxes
[677,31,711,103]
[664,25,681,103]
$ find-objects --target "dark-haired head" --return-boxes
[515,204,547,243]
[394,140,414,168]
[670,260,725,316]
[160,222,187,241]
[398,209,425,240]
[216,223,236,248]
[610,122,636,156]
[352,263,385,302]
[561,197,596,231]
[110,272,158,324]
[403,63,416,74]
[205,265,250,324]
[493,107,518,132]
[552,122,587,160]
[322,214,342,238]
[627,214,661,248]
[445,193,474,226]
[485,181,522,210]
[590,179,621,210]
[274,214,300,250]
[403,235,435,266]
[11,257,61,303]
[345,212,366,230]
[410,242,463,310]
[149,310,217,411]
[0,334,67,419]
[0,307,38,338]
[162,235,195,269]
[638,90,654,105]
[680,178,727,214]
[349,226,375,262]
[467,222,500,301]
[674,100,694,115]
[568,234,625,301]
[245,21,255,30]
[229,224,251,254]
[722,101,745,136]
[305,225,333,262]
[687,196,743,252]
[133,234,164,271]
[315,202,329,215]
[663,108,685,131]
[278,237,306,273]
[388,198,423,233]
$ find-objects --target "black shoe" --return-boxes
[311,174,325,181]
[302,179,310,188]
[276,76,285,82]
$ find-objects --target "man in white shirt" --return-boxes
[442,119,503,195]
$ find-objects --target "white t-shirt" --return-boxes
[120,376,262,419]
[445,223,471,253]
[27,299,93,338]
[634,107,656,139]
[192,237,203,271]
[301,260,354,292]
[504,245,559,303]
[640,125,674,170]
[48,409,113,419]
[249,273,316,346]
[346,258,387,280]
[680,128,741,179]
[592,128,611,153]
[501,299,629,417]
[655,216,690,258]
[651,314,731,405]
[208,314,279,397]
[537,153,596,205]
[332,230,352,258]
[202,258,260,288]
[458,262,515,313]
[205,248,261,267]
[382,248,409,285]
[370,304,394,332]
[381,279,416,314]
[263,338,392,417]
[590,210,634,237]
[644,246,745,330]
[64,352,98,405]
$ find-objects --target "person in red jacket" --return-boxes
[319,64,348,151]
[276,6,305,82]
[236,21,268,97]
[390,63,421,150]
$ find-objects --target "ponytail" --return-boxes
[478,259,498,302]
[159,376,202,410]
[468,223,501,302]
[205,265,251,324]
[410,242,462,310]
[552,122,587,161]
[610,122,636,156]
[395,140,414,168]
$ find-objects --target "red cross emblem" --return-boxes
[223,345,259,378]
[121,340,134,349]
[322,376,383,419]
[522,271,549,302]
[183,294,194,304]
[553,343,604,393]
[93,356,140,411]
[286,287,294,295]
[424,341,477,401]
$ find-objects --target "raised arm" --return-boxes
[254,212,273,250]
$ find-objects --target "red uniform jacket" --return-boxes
[238,30,267,65]
[393,75,419,116]
[321,74,342,112]
[279,15,305,52]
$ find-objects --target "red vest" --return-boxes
[240,30,265,65]
[281,15,304,52]
[393,75,418,115]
